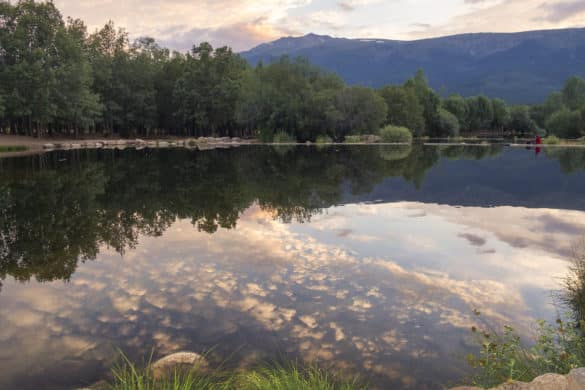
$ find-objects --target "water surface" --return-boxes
[1,145,585,389]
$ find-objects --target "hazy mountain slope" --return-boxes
[241,29,585,104]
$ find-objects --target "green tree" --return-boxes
[436,108,460,137]
[332,86,387,140]
[508,106,537,135]
[562,76,585,110]
[443,95,468,131]
[466,96,493,131]
[379,85,425,135]
[545,108,584,139]
[405,70,440,136]
[491,98,510,131]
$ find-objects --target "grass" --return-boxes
[109,354,364,390]
[541,136,585,145]
[465,241,585,388]
[542,135,561,145]
[344,135,363,144]
[0,145,28,152]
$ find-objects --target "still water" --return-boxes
[1,145,585,389]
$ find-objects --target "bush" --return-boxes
[315,135,333,144]
[379,125,413,143]
[272,131,296,144]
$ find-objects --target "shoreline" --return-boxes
[2,135,585,158]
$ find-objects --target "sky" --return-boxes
[50,0,585,52]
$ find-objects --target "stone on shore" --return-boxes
[43,143,55,149]
[568,368,585,390]
[451,370,581,389]
[150,352,207,379]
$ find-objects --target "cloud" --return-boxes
[458,233,487,247]
[406,0,585,40]
[539,0,585,22]
[338,1,355,12]
[53,0,310,51]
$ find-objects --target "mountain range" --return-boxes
[240,28,585,104]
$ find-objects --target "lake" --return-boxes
[1,145,585,389]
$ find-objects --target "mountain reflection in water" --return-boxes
[1,145,585,389]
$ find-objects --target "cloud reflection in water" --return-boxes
[0,202,579,389]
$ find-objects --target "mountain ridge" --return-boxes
[240,28,585,104]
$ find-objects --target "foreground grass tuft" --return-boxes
[0,145,28,152]
[109,355,364,390]
[235,363,362,390]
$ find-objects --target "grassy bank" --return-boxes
[0,145,28,153]
[109,356,364,390]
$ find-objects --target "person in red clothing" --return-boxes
[536,135,542,145]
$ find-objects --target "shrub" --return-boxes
[315,135,333,144]
[272,131,296,144]
[466,315,585,388]
[379,125,413,143]
[344,135,362,144]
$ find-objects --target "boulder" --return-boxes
[568,368,585,390]
[43,143,56,149]
[530,374,568,389]
[150,352,207,379]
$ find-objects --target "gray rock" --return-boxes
[530,373,568,389]
[43,143,55,149]
[150,352,207,379]
[568,368,585,390]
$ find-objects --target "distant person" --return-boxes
[535,135,542,145]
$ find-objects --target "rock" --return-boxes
[494,382,531,389]
[157,141,169,147]
[529,374,568,389]
[43,143,56,149]
[568,368,585,390]
[150,352,207,379]
[451,387,482,390]
[74,380,109,390]
[95,142,104,148]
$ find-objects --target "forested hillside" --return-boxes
[242,30,585,104]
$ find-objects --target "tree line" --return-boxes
[1,1,584,140]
